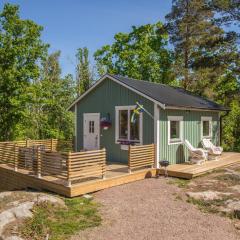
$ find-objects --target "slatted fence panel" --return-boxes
[129,144,155,172]
[56,140,73,152]
[41,151,67,179]
[0,142,16,167]
[67,149,106,183]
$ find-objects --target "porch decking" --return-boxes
[0,163,155,197]
[159,152,240,179]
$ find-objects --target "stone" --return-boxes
[0,210,16,235]
[11,202,34,219]
[35,194,65,206]
[186,191,232,201]
[224,200,240,213]
[0,192,66,239]
[229,185,240,193]
[4,236,24,240]
[83,194,93,199]
[0,192,12,199]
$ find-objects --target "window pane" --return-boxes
[170,121,180,139]
[119,110,128,139]
[130,110,140,141]
[203,121,210,137]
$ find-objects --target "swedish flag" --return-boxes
[131,102,145,123]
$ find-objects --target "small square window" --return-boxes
[168,116,183,144]
[170,121,180,140]
[201,117,212,138]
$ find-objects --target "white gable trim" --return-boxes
[67,74,166,111]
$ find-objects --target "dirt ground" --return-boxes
[72,172,240,240]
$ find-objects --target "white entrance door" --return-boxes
[83,113,100,150]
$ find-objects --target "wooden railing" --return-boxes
[0,139,106,186]
[128,144,155,173]
[66,149,106,186]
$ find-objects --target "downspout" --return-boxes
[220,110,230,146]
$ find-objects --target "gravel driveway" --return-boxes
[72,178,240,240]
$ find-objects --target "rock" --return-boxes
[222,200,240,215]
[35,194,65,206]
[186,191,232,201]
[83,194,93,200]
[234,221,240,230]
[0,192,12,199]
[229,185,240,193]
[0,201,34,235]
[12,202,34,219]
[0,210,16,235]
[0,192,65,239]
[4,236,24,240]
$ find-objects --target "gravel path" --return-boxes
[72,178,240,240]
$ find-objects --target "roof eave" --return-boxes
[165,105,229,112]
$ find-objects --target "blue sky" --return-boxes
[0,0,172,76]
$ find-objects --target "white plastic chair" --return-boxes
[185,140,208,165]
[201,138,223,160]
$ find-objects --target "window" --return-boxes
[115,106,142,144]
[201,117,212,138]
[168,116,183,144]
[89,121,95,133]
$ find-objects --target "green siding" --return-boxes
[159,109,220,164]
[76,78,154,163]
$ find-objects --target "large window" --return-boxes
[168,116,183,144]
[115,106,142,144]
[201,117,212,138]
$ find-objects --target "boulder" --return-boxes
[186,191,232,201]
[0,192,12,199]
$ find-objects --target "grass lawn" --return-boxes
[20,197,101,240]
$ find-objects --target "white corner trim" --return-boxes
[201,116,212,139]
[154,103,160,168]
[67,74,166,111]
[167,116,184,145]
[115,105,143,144]
[74,104,77,151]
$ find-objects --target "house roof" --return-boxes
[68,74,229,111]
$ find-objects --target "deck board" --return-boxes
[1,152,240,196]
[159,152,240,179]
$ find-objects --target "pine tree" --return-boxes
[165,0,238,95]
[76,47,92,95]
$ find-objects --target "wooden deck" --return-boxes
[0,163,156,197]
[1,152,240,197]
[159,152,240,179]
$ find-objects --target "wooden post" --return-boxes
[36,146,41,178]
[26,139,30,147]
[66,152,71,187]
[102,148,106,179]
[51,138,54,151]
[14,144,18,171]
[152,144,155,169]
[128,145,132,174]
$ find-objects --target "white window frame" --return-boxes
[168,116,183,145]
[115,105,143,145]
[201,116,212,139]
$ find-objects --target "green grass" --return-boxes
[20,197,101,240]
[168,178,190,188]
[187,197,221,214]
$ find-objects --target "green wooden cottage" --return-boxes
[68,74,228,167]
